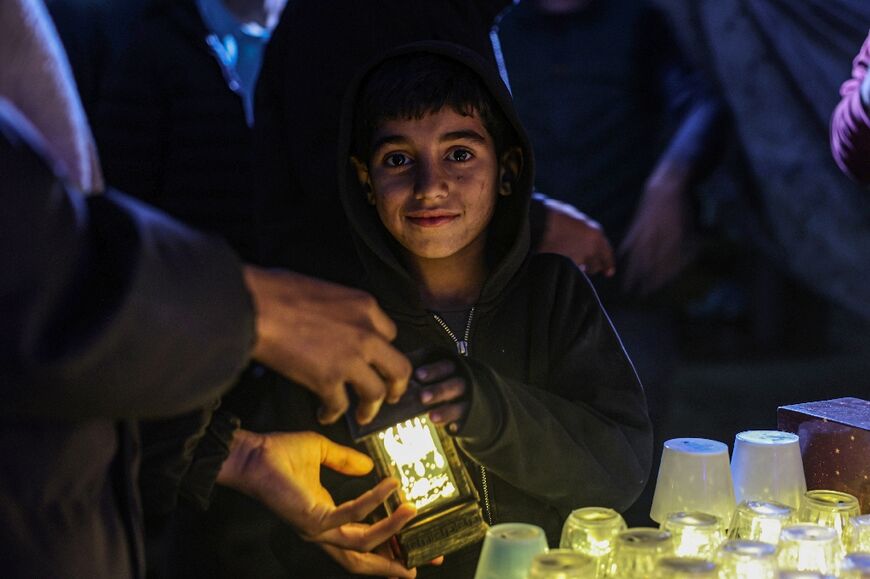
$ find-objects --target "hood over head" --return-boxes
[337,41,535,316]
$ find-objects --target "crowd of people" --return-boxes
[2,0,866,577]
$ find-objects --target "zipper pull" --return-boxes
[456,341,469,357]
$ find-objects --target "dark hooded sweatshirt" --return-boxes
[338,42,651,577]
[166,42,652,579]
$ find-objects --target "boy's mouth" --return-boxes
[405,211,459,227]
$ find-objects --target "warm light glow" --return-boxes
[728,500,795,545]
[777,524,841,575]
[377,416,458,512]
[716,540,777,579]
[663,512,724,558]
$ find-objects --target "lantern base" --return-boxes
[392,501,488,568]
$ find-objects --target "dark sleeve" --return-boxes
[456,258,652,515]
[831,31,870,185]
[641,5,728,182]
[140,405,240,518]
[0,102,255,421]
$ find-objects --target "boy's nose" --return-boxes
[414,160,449,200]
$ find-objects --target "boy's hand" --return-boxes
[243,266,412,425]
[415,358,469,433]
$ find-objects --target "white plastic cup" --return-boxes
[473,523,548,579]
[731,430,806,509]
[650,438,736,525]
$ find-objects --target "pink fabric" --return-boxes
[831,30,870,185]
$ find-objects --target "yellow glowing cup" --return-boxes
[728,500,795,545]
[798,490,861,545]
[715,539,777,579]
[654,557,718,578]
[777,524,842,575]
[848,514,870,553]
[609,528,674,579]
[559,507,626,577]
[661,512,724,558]
[527,549,596,579]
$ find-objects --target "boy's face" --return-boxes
[354,108,515,265]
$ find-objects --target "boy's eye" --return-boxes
[384,153,411,167]
[448,149,473,162]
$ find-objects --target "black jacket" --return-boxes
[95,0,258,260]
[0,99,254,578]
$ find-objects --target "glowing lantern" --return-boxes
[348,381,487,567]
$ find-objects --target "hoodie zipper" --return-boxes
[430,307,494,526]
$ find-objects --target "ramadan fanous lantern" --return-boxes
[347,354,488,568]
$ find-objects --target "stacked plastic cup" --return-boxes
[650,438,736,525]
[473,523,548,579]
[730,431,806,510]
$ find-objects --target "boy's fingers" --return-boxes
[428,402,468,428]
[414,359,456,383]
[419,377,466,405]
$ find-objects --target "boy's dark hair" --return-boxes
[352,53,517,161]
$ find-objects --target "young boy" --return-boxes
[329,41,653,576]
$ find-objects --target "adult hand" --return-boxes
[619,160,695,295]
[217,430,417,550]
[537,198,615,277]
[415,358,468,434]
[243,266,412,424]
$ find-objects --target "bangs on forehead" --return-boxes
[353,52,514,159]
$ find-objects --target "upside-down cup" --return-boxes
[473,523,548,579]
[731,430,806,509]
[728,500,796,545]
[715,539,777,579]
[650,438,736,525]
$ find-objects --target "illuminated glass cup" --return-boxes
[527,549,596,579]
[650,438,736,525]
[849,515,870,552]
[473,523,548,579]
[661,512,724,558]
[777,524,842,575]
[798,490,861,545]
[731,431,806,510]
[654,557,718,578]
[840,552,870,578]
[728,500,796,545]
[716,539,777,579]
[559,506,626,576]
[609,528,674,579]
